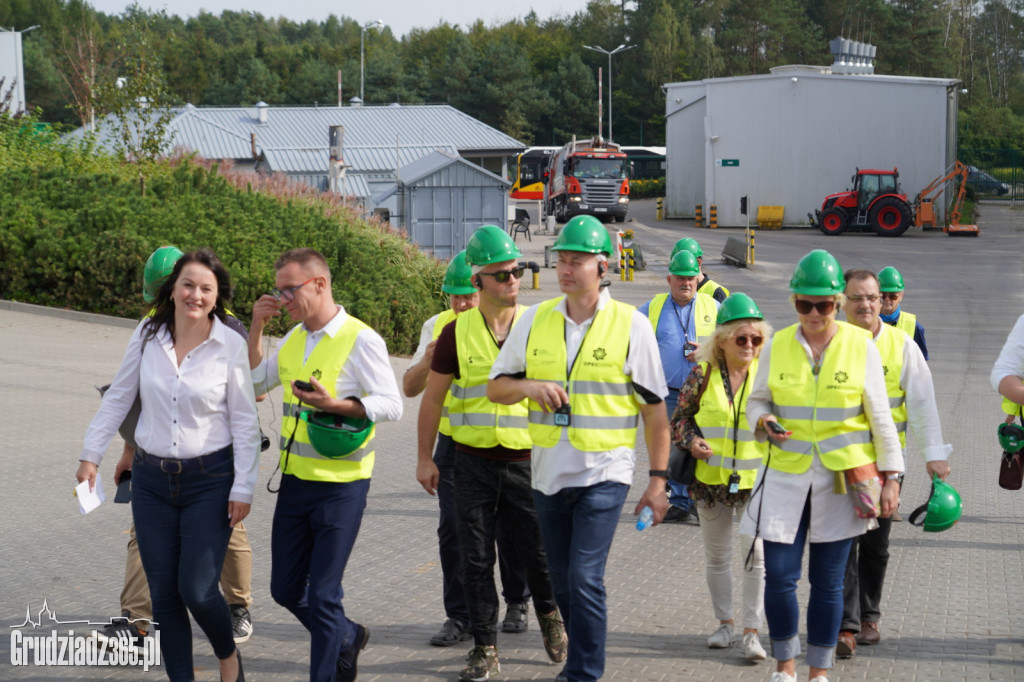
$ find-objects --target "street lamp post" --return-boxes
[583,43,635,142]
[361,19,384,104]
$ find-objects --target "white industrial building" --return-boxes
[663,64,961,227]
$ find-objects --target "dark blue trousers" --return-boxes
[270,474,370,682]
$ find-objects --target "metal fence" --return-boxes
[959,148,1023,206]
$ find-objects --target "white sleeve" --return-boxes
[225,338,262,504]
[346,330,404,423]
[406,315,438,370]
[901,339,952,463]
[252,326,298,395]
[490,305,537,378]
[991,314,1024,391]
[746,339,774,437]
[625,309,668,401]
[862,341,904,473]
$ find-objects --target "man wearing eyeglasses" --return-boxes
[836,269,951,659]
[878,267,928,360]
[488,215,670,682]
[638,249,720,525]
[249,248,403,682]
[416,225,566,681]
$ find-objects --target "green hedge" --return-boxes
[0,118,445,354]
[630,177,665,199]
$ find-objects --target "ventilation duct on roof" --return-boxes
[829,37,875,75]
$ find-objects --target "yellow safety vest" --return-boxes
[766,322,876,474]
[694,360,765,488]
[432,308,458,437]
[525,297,638,450]
[894,310,916,337]
[874,324,908,449]
[698,277,731,299]
[278,316,375,482]
[646,292,717,344]
[448,306,531,449]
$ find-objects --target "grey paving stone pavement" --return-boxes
[1,199,1023,681]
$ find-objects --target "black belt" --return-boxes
[137,444,233,474]
[668,386,681,393]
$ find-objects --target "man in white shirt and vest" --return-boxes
[878,266,928,360]
[488,215,670,682]
[639,249,720,524]
[415,228,564,681]
[249,248,403,682]
[836,269,951,658]
[404,250,531,648]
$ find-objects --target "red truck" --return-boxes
[545,136,630,223]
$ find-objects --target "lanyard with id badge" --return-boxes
[726,370,750,493]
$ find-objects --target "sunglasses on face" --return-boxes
[880,292,901,301]
[478,266,525,283]
[272,277,318,301]
[733,334,764,347]
[794,299,836,315]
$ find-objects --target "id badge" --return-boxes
[728,472,741,494]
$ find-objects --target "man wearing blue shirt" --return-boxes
[638,250,720,524]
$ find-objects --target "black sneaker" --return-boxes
[662,506,689,523]
[94,612,146,651]
[430,618,471,647]
[231,605,253,644]
[501,602,529,633]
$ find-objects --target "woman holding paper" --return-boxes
[739,250,902,682]
[76,249,259,682]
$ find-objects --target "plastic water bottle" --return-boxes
[636,506,654,531]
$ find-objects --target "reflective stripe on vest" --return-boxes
[447,307,531,449]
[698,277,731,298]
[694,360,766,488]
[432,308,458,437]
[525,297,638,450]
[874,324,908,448]
[647,292,717,345]
[766,322,877,474]
[895,310,916,337]
[278,316,375,482]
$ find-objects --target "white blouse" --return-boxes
[81,316,261,504]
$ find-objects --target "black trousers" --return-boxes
[841,515,893,631]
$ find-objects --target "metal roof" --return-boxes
[69,104,524,168]
[396,150,510,187]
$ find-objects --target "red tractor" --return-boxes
[809,168,914,237]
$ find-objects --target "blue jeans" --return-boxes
[533,482,629,682]
[665,390,690,511]
[434,435,530,626]
[762,499,853,670]
[270,474,370,682]
[131,450,236,682]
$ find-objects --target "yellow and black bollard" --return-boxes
[709,204,718,229]
[749,229,756,265]
[620,248,635,282]
[695,204,703,228]
[656,197,664,221]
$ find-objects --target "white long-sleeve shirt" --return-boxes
[252,305,403,425]
[991,314,1024,393]
[740,324,904,543]
[81,316,262,504]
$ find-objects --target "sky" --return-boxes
[87,0,594,38]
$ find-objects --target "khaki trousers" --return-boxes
[121,521,253,624]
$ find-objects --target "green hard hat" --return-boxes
[717,292,763,325]
[790,249,844,296]
[143,246,184,303]
[671,237,703,260]
[300,410,373,459]
[878,266,905,292]
[551,215,613,255]
[909,474,962,533]
[465,225,522,266]
[442,250,475,295]
[668,250,700,277]
[998,422,1024,454]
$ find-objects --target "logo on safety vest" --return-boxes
[312,369,322,380]
[882,365,889,376]
[834,371,848,384]
[593,348,607,361]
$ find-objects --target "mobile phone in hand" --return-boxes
[294,380,314,392]
[114,471,132,504]
[766,420,790,436]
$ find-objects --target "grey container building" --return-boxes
[664,66,961,227]
[374,150,511,259]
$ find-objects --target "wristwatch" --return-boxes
[885,473,900,481]
[649,469,670,478]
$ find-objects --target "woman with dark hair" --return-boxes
[77,249,260,682]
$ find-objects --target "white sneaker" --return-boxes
[808,677,829,682]
[707,622,734,649]
[769,672,797,682]
[743,631,767,661]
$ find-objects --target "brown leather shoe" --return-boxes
[856,621,881,645]
[836,630,857,658]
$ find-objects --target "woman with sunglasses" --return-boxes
[669,293,772,662]
[740,250,903,682]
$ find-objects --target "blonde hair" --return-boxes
[695,318,774,368]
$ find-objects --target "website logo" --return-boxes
[10,600,161,671]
